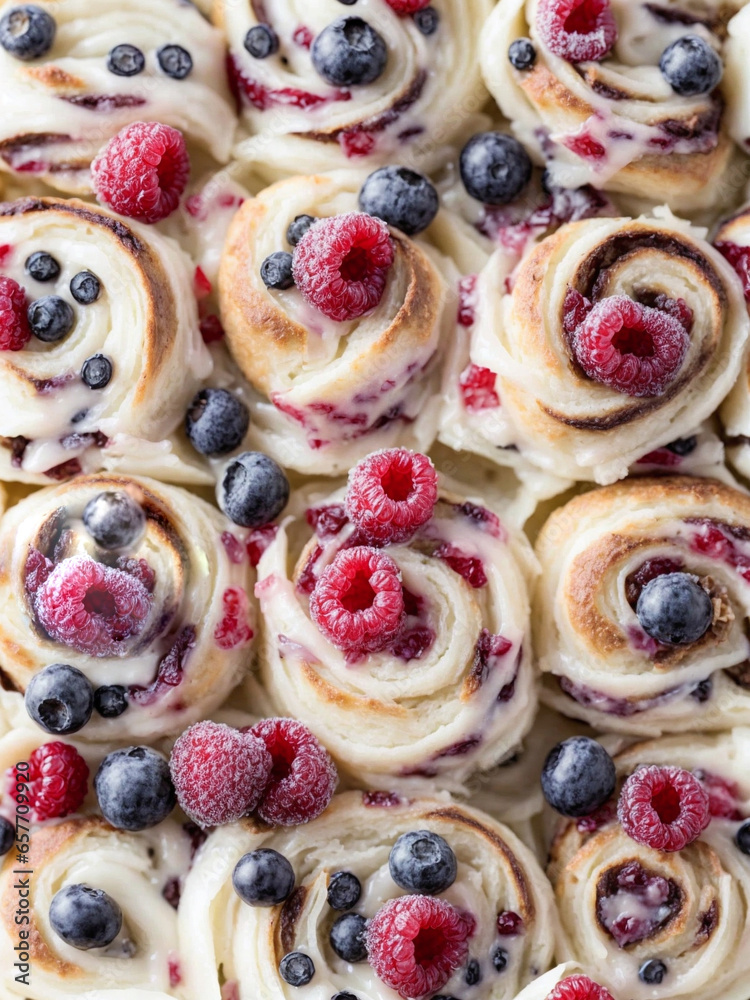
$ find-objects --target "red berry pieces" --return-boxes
[248,718,337,826]
[0,276,30,351]
[716,241,750,301]
[385,0,431,14]
[16,742,89,821]
[459,364,500,412]
[34,556,152,657]
[545,975,616,1000]
[435,544,487,588]
[346,449,438,545]
[292,213,394,322]
[309,546,405,653]
[571,295,689,397]
[618,765,710,852]
[536,0,617,63]
[496,911,524,935]
[24,548,53,593]
[91,122,190,224]
[214,587,254,650]
[169,721,272,828]
[367,895,475,1000]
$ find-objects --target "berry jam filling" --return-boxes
[693,769,744,820]
[362,790,402,808]
[387,587,435,661]
[470,629,515,699]
[435,544,487,588]
[625,557,684,609]
[689,519,750,583]
[457,275,478,327]
[596,862,682,948]
[306,503,349,540]
[460,364,500,412]
[129,626,196,706]
[214,587,254,650]
[227,54,351,111]
[246,524,279,568]
[453,502,503,538]
[715,241,750,302]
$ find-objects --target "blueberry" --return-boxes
[280,952,315,986]
[465,959,481,986]
[94,746,176,831]
[312,17,387,87]
[28,295,75,342]
[459,132,532,206]
[636,572,713,645]
[333,994,359,1000]
[0,816,15,855]
[359,166,439,237]
[107,43,145,77]
[261,251,295,290]
[244,24,279,59]
[83,490,145,549]
[508,38,536,70]
[185,388,250,456]
[735,820,750,855]
[70,270,101,304]
[639,960,668,985]
[659,34,722,96]
[327,870,361,910]
[492,947,508,973]
[49,884,122,950]
[25,663,94,735]
[690,678,712,702]
[94,685,128,718]
[389,830,457,895]
[0,5,55,60]
[25,251,59,282]
[666,435,697,456]
[330,912,368,963]
[541,736,616,818]
[414,8,440,35]
[157,43,192,79]
[219,451,290,528]
[81,354,112,390]
[233,849,295,906]
[287,214,317,247]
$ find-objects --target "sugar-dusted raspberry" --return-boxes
[91,122,190,224]
[34,555,152,657]
[248,718,337,826]
[536,0,618,63]
[366,895,475,999]
[459,364,500,412]
[385,0,431,14]
[715,241,750,301]
[618,765,710,852]
[213,587,254,651]
[562,288,593,333]
[545,975,616,1000]
[24,548,53,593]
[0,276,30,351]
[11,742,89,821]
[572,295,689,397]
[169,721,272,828]
[346,449,438,545]
[309,547,405,653]
[292,213,394,322]
[116,556,156,593]
[651,293,694,333]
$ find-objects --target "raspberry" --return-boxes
[306,503,349,540]
[248,718,337,826]
[563,288,593,333]
[346,449,438,545]
[545,975,616,1000]
[694,770,743,820]
[572,295,689,397]
[91,122,190,224]
[536,0,618,63]
[0,276,30,351]
[716,241,750,301]
[618,765,710,851]
[169,721,272,828]
[309,547,405,653]
[385,0,431,14]
[292,213,394,322]
[213,587,254,651]
[459,364,500,412]
[496,911,524,935]
[24,548,53,593]
[366,895,475,999]
[116,556,156,592]
[34,555,152,657]
[10,742,89,821]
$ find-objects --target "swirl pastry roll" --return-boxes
[0,197,212,485]
[535,475,750,734]
[0,816,193,999]
[219,0,493,181]
[549,729,750,1000]
[179,791,556,1000]
[455,211,748,484]
[481,0,743,212]
[255,475,536,792]
[0,473,256,741]
[0,0,236,194]
[219,173,458,475]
